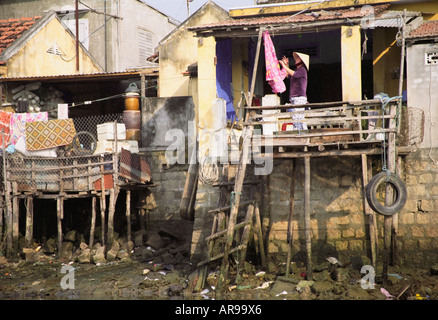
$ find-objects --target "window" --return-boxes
[138,28,154,66]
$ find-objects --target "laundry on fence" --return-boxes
[9,112,48,146]
[25,118,77,151]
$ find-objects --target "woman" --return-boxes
[279,52,309,131]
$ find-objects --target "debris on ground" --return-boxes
[1,232,438,300]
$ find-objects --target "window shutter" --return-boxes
[138,28,154,65]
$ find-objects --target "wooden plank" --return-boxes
[208,200,255,214]
[205,219,251,242]
[245,98,389,110]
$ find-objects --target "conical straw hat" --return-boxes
[293,52,309,70]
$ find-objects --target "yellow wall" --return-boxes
[341,25,362,101]
[6,18,101,77]
[197,36,217,157]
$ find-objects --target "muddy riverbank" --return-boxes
[1,237,438,301]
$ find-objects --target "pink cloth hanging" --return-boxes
[263,30,287,94]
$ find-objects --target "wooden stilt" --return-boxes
[100,192,106,247]
[383,99,398,285]
[100,156,106,247]
[126,189,131,242]
[56,196,64,254]
[286,159,296,277]
[254,204,266,269]
[236,203,255,283]
[106,187,119,249]
[361,154,377,268]
[304,156,312,279]
[12,182,19,256]
[89,196,96,248]
[25,197,34,248]
[0,191,3,246]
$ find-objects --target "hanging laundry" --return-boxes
[263,31,287,94]
[0,110,13,147]
[9,112,48,146]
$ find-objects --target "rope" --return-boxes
[375,93,403,179]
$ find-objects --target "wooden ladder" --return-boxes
[196,27,266,293]
[196,127,266,292]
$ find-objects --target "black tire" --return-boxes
[366,172,407,216]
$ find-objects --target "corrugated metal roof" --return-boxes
[368,10,420,29]
[0,69,158,82]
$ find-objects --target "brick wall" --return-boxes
[264,151,438,267]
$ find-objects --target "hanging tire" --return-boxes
[366,172,407,216]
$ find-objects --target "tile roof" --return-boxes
[408,20,438,39]
[190,4,390,31]
[0,16,42,56]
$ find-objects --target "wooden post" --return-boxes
[56,196,64,255]
[107,186,120,249]
[89,196,96,248]
[25,197,34,248]
[2,130,13,258]
[126,189,131,242]
[254,204,266,269]
[179,147,199,220]
[383,102,398,284]
[100,155,106,247]
[361,154,377,268]
[286,159,296,277]
[304,156,312,279]
[12,182,19,256]
[236,203,255,283]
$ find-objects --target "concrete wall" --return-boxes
[407,42,438,149]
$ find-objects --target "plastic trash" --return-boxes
[380,287,395,300]
[255,281,273,290]
[327,257,341,265]
[255,271,266,277]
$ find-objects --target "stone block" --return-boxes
[78,248,91,263]
[93,246,107,264]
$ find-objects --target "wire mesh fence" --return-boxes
[0,113,134,193]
